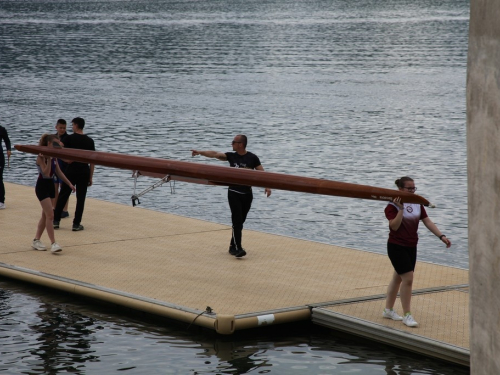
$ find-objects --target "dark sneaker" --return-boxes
[234,248,247,258]
[72,224,84,231]
[53,221,60,229]
[229,246,237,255]
[61,211,70,218]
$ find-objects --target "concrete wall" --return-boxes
[467,0,500,372]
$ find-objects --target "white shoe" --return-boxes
[32,239,46,251]
[403,314,419,327]
[0,202,5,209]
[51,242,62,253]
[382,308,403,321]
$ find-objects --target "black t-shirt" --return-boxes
[224,151,262,193]
[65,133,95,171]
[55,132,69,168]
[59,132,69,144]
[0,126,11,162]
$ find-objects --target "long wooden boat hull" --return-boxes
[15,145,433,206]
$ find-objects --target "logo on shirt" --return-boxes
[232,163,250,169]
[406,206,413,213]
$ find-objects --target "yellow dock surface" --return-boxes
[0,182,469,366]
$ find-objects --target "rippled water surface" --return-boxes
[1,0,469,373]
[1,281,469,374]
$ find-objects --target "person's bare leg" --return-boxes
[40,198,56,243]
[385,271,402,309]
[35,211,46,240]
[399,271,414,314]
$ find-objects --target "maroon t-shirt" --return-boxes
[385,203,428,247]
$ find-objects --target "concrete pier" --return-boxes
[467,0,500,373]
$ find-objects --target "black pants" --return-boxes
[228,190,253,250]
[0,157,5,203]
[54,166,90,226]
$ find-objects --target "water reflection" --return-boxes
[0,280,469,374]
[30,304,99,374]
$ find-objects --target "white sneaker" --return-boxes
[0,202,5,209]
[382,308,403,321]
[403,314,419,327]
[51,242,62,253]
[32,239,46,251]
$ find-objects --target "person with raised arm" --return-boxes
[383,176,451,327]
[32,134,75,253]
[192,134,271,258]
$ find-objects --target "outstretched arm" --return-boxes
[422,217,451,248]
[191,150,227,161]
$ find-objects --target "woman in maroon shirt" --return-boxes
[382,176,451,327]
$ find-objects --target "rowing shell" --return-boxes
[14,145,433,206]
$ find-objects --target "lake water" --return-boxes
[1,0,470,373]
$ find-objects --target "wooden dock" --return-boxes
[0,182,469,366]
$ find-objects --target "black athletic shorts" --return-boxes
[35,178,55,201]
[387,242,417,275]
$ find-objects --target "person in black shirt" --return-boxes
[53,117,95,231]
[55,118,69,143]
[0,125,12,209]
[53,119,70,217]
[192,134,271,257]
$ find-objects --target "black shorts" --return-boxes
[35,178,55,201]
[387,242,417,275]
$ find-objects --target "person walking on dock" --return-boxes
[383,176,451,327]
[53,119,70,218]
[191,134,271,258]
[53,117,95,232]
[32,134,75,253]
[0,125,12,209]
